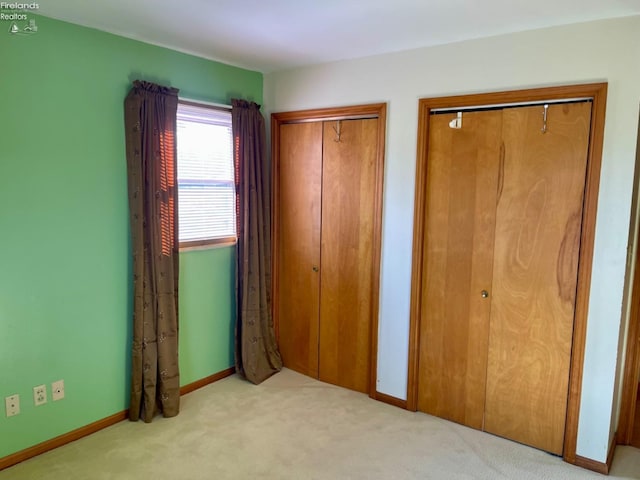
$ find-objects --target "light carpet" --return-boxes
[2,368,639,479]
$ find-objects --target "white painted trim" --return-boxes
[179,97,232,110]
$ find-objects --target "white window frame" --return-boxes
[176,100,236,249]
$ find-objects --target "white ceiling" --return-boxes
[38,0,640,73]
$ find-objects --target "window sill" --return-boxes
[179,238,236,252]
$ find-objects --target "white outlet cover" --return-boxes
[5,394,20,417]
[52,380,64,401]
[33,384,47,406]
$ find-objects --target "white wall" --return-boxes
[264,16,640,463]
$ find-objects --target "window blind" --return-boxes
[176,103,236,243]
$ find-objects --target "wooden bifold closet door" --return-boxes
[417,101,592,455]
[277,122,323,377]
[276,115,381,394]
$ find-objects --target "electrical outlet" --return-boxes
[5,394,20,417]
[52,380,64,401]
[33,385,47,406]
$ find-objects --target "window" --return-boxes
[176,102,236,247]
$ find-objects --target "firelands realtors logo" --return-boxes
[1,2,39,35]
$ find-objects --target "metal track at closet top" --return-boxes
[430,96,592,114]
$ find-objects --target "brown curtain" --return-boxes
[124,80,180,422]
[232,99,283,384]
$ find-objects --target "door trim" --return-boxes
[617,113,640,445]
[406,83,608,465]
[617,283,640,443]
[271,103,387,398]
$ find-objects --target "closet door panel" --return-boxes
[319,118,378,393]
[484,102,592,455]
[417,110,502,427]
[277,122,323,377]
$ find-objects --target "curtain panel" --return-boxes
[124,80,181,422]
[232,99,283,384]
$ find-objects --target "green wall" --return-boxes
[0,15,260,458]
[179,248,235,385]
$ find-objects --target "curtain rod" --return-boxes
[179,97,232,110]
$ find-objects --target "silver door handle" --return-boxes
[481,290,489,298]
